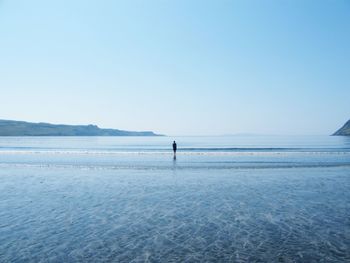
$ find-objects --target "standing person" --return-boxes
[172,141,177,159]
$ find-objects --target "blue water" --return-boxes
[0,136,349,262]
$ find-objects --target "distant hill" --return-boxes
[0,120,162,136]
[333,119,350,136]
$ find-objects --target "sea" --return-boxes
[0,135,349,262]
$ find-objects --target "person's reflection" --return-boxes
[172,151,177,171]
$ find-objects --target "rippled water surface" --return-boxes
[0,136,349,262]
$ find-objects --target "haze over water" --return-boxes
[0,136,349,262]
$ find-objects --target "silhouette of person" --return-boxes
[172,141,177,159]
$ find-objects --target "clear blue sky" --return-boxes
[0,0,349,135]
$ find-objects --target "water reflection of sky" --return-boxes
[0,136,350,262]
[0,166,349,262]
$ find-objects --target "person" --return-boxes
[172,141,177,159]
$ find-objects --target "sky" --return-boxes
[0,0,349,136]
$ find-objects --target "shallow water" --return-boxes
[0,136,349,262]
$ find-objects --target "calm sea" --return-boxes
[0,136,349,262]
